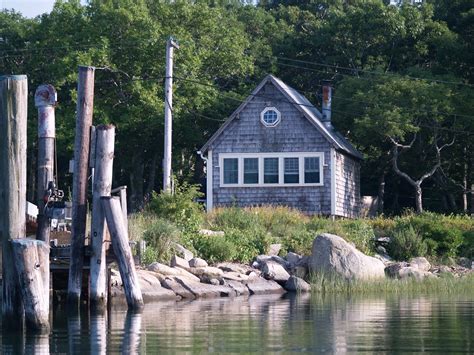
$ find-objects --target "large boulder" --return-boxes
[309,233,386,280]
[246,278,286,295]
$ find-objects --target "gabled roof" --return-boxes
[200,75,363,160]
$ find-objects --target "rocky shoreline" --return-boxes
[110,233,473,304]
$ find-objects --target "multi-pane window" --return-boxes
[244,158,259,184]
[304,157,320,183]
[223,158,238,184]
[264,158,279,184]
[261,107,281,127]
[221,153,323,186]
[284,158,299,183]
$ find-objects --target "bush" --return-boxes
[142,218,181,264]
[193,234,237,263]
[146,182,204,244]
[388,224,428,261]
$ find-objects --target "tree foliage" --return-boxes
[0,0,472,213]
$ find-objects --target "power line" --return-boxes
[276,57,474,88]
[173,76,474,136]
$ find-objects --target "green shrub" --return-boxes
[147,182,204,243]
[193,234,237,263]
[142,218,181,263]
[388,224,428,261]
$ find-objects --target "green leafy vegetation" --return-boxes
[129,193,473,264]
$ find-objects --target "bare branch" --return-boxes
[388,133,417,150]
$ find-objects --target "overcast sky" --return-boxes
[2,0,87,18]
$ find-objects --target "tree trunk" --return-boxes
[377,170,386,215]
[415,184,423,214]
[129,153,144,212]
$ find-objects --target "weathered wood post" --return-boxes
[0,75,27,328]
[35,84,57,244]
[90,124,115,310]
[68,66,95,307]
[11,239,50,331]
[101,196,143,309]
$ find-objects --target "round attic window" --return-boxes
[261,107,281,127]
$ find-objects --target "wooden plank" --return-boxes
[11,239,50,332]
[101,196,143,310]
[68,66,95,307]
[0,75,27,328]
[90,124,115,310]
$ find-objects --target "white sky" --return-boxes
[2,0,87,18]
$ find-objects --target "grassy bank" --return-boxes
[310,272,474,295]
[130,184,474,265]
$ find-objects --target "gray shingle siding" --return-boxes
[334,151,361,218]
[210,82,332,215]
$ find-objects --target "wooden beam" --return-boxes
[0,75,27,329]
[101,196,143,310]
[90,124,115,311]
[68,66,95,307]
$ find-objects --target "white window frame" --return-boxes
[219,152,324,187]
[260,107,281,127]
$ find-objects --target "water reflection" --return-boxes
[0,293,472,353]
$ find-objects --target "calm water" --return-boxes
[1,293,473,353]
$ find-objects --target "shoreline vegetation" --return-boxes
[310,272,474,295]
[122,185,473,298]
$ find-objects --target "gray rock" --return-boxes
[457,257,471,269]
[209,278,220,286]
[309,233,386,280]
[188,266,224,279]
[172,242,194,261]
[267,243,282,256]
[160,277,196,299]
[170,255,190,269]
[246,278,286,295]
[261,260,290,282]
[149,262,201,282]
[376,245,388,255]
[385,262,409,278]
[226,280,250,296]
[286,252,302,267]
[399,267,434,280]
[374,253,393,265]
[284,276,311,292]
[136,270,177,301]
[409,257,431,272]
[251,261,260,269]
[247,271,259,280]
[189,257,208,268]
[438,265,452,274]
[173,276,234,298]
[222,271,249,282]
[216,262,250,274]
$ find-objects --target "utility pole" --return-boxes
[163,37,179,192]
[35,84,57,244]
[68,66,95,307]
[0,75,27,329]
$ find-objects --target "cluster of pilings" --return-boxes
[0,67,143,333]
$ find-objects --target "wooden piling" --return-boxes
[0,75,27,328]
[90,124,115,310]
[68,66,95,307]
[35,84,57,244]
[101,197,143,310]
[11,239,50,332]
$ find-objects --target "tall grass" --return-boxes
[310,272,474,295]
